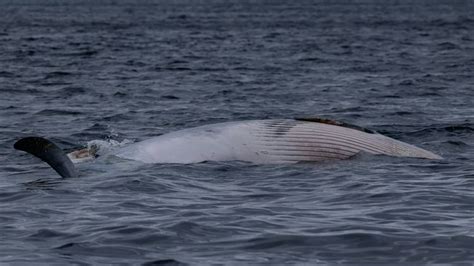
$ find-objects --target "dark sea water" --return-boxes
[1,0,473,264]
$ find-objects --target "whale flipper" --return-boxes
[14,137,78,178]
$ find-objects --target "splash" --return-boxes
[86,139,133,156]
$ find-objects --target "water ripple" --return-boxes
[1,0,473,264]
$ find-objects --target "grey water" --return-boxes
[1,0,473,264]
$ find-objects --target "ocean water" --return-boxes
[1,0,473,264]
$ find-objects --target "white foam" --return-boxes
[86,139,133,156]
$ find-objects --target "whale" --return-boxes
[14,117,442,178]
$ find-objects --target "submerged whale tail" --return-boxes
[14,137,77,178]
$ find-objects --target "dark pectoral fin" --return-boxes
[14,137,78,178]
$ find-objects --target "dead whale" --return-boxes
[14,117,442,178]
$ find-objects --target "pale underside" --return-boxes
[69,119,440,164]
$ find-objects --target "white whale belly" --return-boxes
[114,121,264,163]
[113,119,441,164]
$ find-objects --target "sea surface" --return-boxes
[1,0,473,264]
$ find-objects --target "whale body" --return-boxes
[14,118,442,177]
[114,118,441,164]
